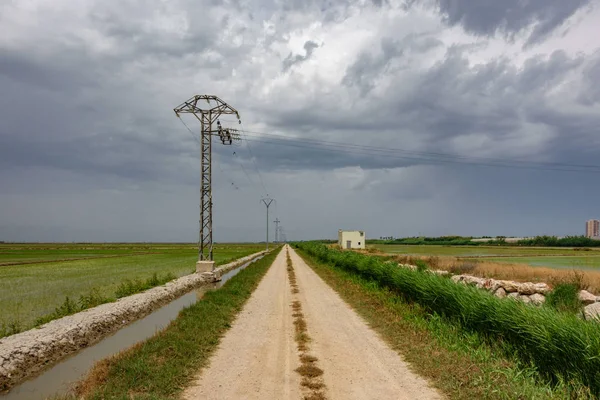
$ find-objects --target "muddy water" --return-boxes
[1,256,262,400]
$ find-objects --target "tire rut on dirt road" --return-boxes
[286,247,328,399]
[182,247,300,400]
[183,245,443,399]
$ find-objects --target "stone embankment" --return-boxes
[397,262,600,320]
[0,251,267,392]
[449,274,600,318]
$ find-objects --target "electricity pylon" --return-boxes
[174,95,241,263]
[261,198,274,250]
[274,218,281,243]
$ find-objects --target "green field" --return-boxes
[0,243,264,335]
[371,244,600,270]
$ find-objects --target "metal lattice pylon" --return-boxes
[174,95,241,262]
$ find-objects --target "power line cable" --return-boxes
[218,117,269,196]
[185,118,600,173]
[241,130,600,171]
[239,124,270,196]
[232,149,262,194]
[240,132,600,174]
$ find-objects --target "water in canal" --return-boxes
[1,256,262,400]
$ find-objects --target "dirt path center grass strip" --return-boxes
[286,247,327,400]
[296,248,591,400]
[69,248,280,400]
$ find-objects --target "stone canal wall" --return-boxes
[0,250,268,392]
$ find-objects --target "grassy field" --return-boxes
[0,243,264,336]
[371,244,600,269]
[65,248,279,400]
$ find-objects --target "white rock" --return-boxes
[499,280,520,293]
[463,276,486,286]
[584,303,600,321]
[578,290,596,305]
[507,292,520,299]
[520,295,532,304]
[494,287,507,298]
[518,282,538,295]
[483,279,501,292]
[532,283,551,294]
[529,293,546,305]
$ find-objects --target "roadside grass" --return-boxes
[0,243,263,337]
[546,283,582,314]
[296,247,594,400]
[59,248,279,400]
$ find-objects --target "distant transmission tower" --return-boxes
[261,198,274,250]
[274,218,281,243]
[174,95,241,268]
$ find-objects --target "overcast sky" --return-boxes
[1,0,600,242]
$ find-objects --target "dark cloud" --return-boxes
[259,46,599,173]
[578,53,600,105]
[0,0,599,242]
[421,0,592,45]
[342,33,442,94]
[282,40,319,72]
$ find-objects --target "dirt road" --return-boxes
[183,246,442,400]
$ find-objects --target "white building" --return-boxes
[338,230,365,249]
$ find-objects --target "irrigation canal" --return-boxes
[0,256,263,400]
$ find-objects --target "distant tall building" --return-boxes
[586,220,600,238]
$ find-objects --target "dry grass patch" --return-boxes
[302,378,325,390]
[286,247,328,400]
[300,354,318,363]
[295,364,324,378]
[390,254,600,292]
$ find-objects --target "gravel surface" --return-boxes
[183,247,300,400]
[0,251,266,392]
[183,246,442,400]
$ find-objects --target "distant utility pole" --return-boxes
[280,226,287,243]
[261,198,274,250]
[274,218,281,243]
[173,95,241,265]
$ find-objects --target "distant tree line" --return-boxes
[367,235,600,247]
[515,235,600,247]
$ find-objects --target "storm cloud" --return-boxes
[422,0,595,45]
[1,0,600,242]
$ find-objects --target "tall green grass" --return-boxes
[296,242,600,396]
[546,283,581,314]
[32,273,176,327]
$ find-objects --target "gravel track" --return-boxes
[184,246,443,399]
[183,246,300,400]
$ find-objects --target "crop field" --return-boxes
[371,244,600,270]
[0,243,264,336]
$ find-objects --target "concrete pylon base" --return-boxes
[201,270,222,283]
[196,260,215,273]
